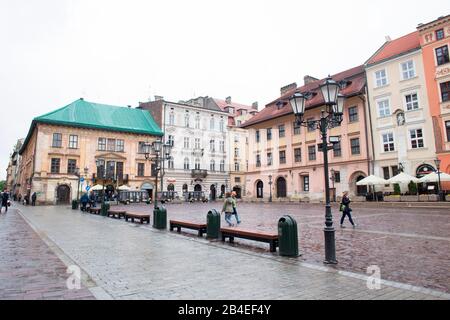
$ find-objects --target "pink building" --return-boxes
[241,66,372,202]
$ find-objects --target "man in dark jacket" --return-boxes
[340,191,356,228]
[31,192,37,206]
[1,191,9,213]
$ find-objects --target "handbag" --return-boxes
[339,204,345,212]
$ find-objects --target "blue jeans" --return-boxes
[225,213,234,226]
[233,207,241,224]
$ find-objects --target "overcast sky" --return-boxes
[1,0,449,179]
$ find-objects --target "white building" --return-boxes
[139,96,230,200]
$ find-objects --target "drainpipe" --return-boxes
[361,74,376,176]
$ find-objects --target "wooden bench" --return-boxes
[220,228,279,252]
[89,208,101,215]
[108,210,127,219]
[125,212,150,224]
[169,220,207,237]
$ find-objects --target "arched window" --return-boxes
[184,158,190,170]
[210,140,215,152]
[235,162,240,172]
[195,158,201,170]
[167,184,175,191]
[220,160,225,172]
[210,160,215,172]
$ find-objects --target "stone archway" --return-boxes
[256,180,264,198]
[276,177,287,198]
[349,171,368,196]
[56,184,71,205]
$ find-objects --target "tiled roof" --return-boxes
[241,65,366,128]
[213,99,257,114]
[366,31,420,65]
[20,99,163,154]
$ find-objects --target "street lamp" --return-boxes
[268,175,273,203]
[288,76,344,265]
[75,167,81,208]
[95,159,106,206]
[144,139,172,209]
[434,159,443,201]
[330,169,336,203]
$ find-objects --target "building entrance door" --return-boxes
[56,185,71,205]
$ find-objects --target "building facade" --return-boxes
[242,66,371,202]
[365,31,437,191]
[18,99,163,205]
[5,139,24,196]
[139,96,230,200]
[209,97,258,198]
[418,15,450,180]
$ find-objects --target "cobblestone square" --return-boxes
[1,202,448,300]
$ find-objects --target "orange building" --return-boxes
[417,15,450,176]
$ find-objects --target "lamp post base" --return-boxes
[323,227,337,265]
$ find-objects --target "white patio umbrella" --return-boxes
[90,184,104,191]
[118,185,131,191]
[419,171,450,183]
[356,175,388,201]
[388,172,420,184]
[356,175,388,186]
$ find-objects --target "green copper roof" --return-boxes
[20,98,163,154]
[34,98,163,135]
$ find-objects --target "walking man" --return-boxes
[231,191,241,225]
[221,192,235,227]
[340,191,356,228]
[31,192,37,206]
[1,190,9,213]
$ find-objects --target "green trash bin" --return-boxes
[153,207,167,229]
[278,215,299,257]
[101,202,110,216]
[72,200,79,210]
[206,209,221,239]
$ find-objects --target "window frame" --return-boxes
[436,29,444,41]
[377,98,391,118]
[279,150,286,164]
[116,139,124,152]
[137,163,145,177]
[308,145,316,161]
[381,132,395,152]
[267,152,273,166]
[440,81,450,102]
[293,121,301,135]
[51,158,61,174]
[294,148,302,163]
[436,45,449,66]
[348,106,359,123]
[405,92,420,111]
[446,121,450,142]
[278,125,286,138]
[303,176,310,192]
[409,128,425,149]
[350,137,361,155]
[52,133,62,148]
[400,60,416,80]
[68,135,78,149]
[67,159,77,174]
[266,128,272,141]
[375,69,388,87]
[98,138,107,151]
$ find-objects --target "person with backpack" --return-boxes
[340,191,356,228]
[221,192,235,227]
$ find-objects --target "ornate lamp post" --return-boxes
[288,76,344,265]
[95,159,106,207]
[330,169,336,203]
[268,175,273,203]
[434,159,443,201]
[144,139,172,209]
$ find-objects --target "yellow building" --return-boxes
[18,98,163,205]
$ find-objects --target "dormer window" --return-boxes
[228,107,234,114]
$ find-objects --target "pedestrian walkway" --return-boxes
[0,207,95,300]
[14,205,449,300]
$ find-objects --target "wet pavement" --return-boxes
[113,201,450,293]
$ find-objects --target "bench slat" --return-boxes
[220,228,278,240]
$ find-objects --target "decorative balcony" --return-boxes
[191,169,208,179]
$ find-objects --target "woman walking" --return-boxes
[221,192,235,227]
[231,191,241,225]
[340,191,356,228]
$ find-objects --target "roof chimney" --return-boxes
[304,75,319,85]
[385,35,392,42]
[252,102,258,110]
[280,83,297,96]
[225,96,232,104]
[154,95,164,101]
[127,105,131,108]
[80,97,84,101]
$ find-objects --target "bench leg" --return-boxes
[270,241,277,253]
[221,234,226,242]
[131,217,134,223]
[229,236,234,243]
[198,230,203,237]
[170,225,174,231]
[177,226,181,233]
